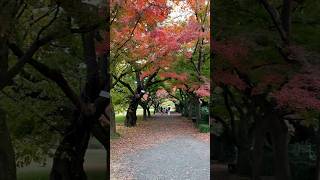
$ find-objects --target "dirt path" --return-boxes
[111,113,210,180]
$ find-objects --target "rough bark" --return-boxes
[147,108,151,117]
[316,137,320,180]
[50,30,110,180]
[0,107,17,180]
[50,113,90,180]
[252,116,268,180]
[316,116,320,180]
[109,102,116,135]
[195,98,201,126]
[125,96,139,127]
[0,37,17,180]
[271,117,291,180]
[188,98,193,119]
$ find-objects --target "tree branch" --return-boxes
[112,74,135,94]
[8,43,83,110]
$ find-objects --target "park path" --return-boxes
[110,113,210,180]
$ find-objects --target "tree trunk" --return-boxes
[0,37,17,180]
[237,114,251,176]
[0,107,17,180]
[143,106,147,120]
[315,116,320,180]
[316,133,320,180]
[109,102,116,135]
[125,97,139,127]
[270,117,291,180]
[188,100,193,119]
[196,98,201,126]
[50,114,90,180]
[252,117,267,180]
[147,108,151,117]
[50,30,110,180]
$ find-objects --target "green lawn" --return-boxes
[115,107,154,124]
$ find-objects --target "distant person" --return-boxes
[168,106,171,115]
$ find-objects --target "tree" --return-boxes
[1,0,110,179]
[212,0,320,179]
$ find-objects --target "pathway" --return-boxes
[111,113,210,180]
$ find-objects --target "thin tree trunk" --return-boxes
[0,107,17,180]
[196,98,201,126]
[143,106,147,120]
[147,107,151,117]
[109,102,116,135]
[188,98,193,119]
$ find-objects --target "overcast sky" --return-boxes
[161,0,193,25]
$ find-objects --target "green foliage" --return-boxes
[200,106,209,123]
[288,142,316,180]
[198,124,210,133]
[210,121,224,136]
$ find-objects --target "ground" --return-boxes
[111,113,210,180]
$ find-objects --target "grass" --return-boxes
[198,123,210,133]
[115,107,155,124]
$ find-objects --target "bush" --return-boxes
[260,142,316,179]
[198,124,210,133]
[289,142,316,180]
[200,106,209,123]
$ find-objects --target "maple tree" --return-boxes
[212,0,320,179]
[1,1,110,179]
[109,0,210,128]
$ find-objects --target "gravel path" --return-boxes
[111,113,210,180]
[126,136,210,180]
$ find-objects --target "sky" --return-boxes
[161,0,193,25]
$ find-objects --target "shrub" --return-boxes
[198,124,210,133]
[200,106,209,123]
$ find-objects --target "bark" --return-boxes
[195,98,201,126]
[143,108,147,120]
[141,104,147,120]
[50,30,110,180]
[0,37,8,82]
[147,108,151,117]
[316,116,320,180]
[0,107,17,180]
[50,113,90,180]
[125,96,139,127]
[270,116,291,180]
[109,102,116,135]
[252,116,268,180]
[236,110,251,176]
[0,37,17,180]
[188,97,193,119]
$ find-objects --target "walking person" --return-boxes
[168,106,171,115]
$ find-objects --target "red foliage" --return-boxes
[213,70,247,91]
[195,82,210,97]
[159,72,188,81]
[272,67,320,111]
[156,88,169,98]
